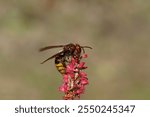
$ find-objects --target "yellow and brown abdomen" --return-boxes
[55,55,66,74]
[55,63,65,74]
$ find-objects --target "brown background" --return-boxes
[0,0,150,99]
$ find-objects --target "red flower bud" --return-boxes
[63,74,68,83]
[82,54,88,58]
[78,62,85,68]
[79,72,87,78]
[59,84,67,92]
[80,78,89,85]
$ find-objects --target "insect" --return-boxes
[39,43,92,74]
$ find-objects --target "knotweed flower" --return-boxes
[59,54,89,100]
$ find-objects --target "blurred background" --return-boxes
[0,0,150,99]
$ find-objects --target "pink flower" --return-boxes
[80,78,89,85]
[76,85,85,94]
[63,74,68,83]
[78,62,85,68]
[79,72,87,78]
[66,58,77,73]
[59,84,67,92]
[76,89,83,94]
[78,62,87,69]
[66,64,74,73]
[69,73,74,79]
[59,53,89,100]
[71,57,76,65]
[82,54,88,58]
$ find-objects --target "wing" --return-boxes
[39,45,64,52]
[41,51,64,64]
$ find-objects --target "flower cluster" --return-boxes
[59,54,89,100]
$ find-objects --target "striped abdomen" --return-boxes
[55,55,66,74]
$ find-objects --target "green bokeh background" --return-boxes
[0,0,150,99]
